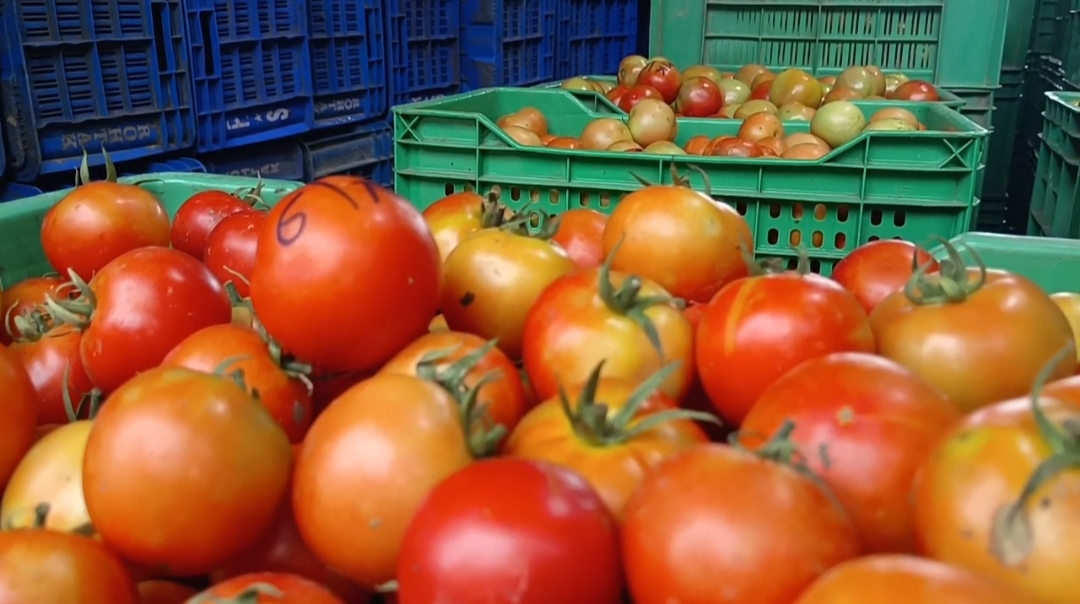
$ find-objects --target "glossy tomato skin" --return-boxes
[440,229,576,360]
[504,379,707,519]
[292,373,474,588]
[551,208,608,270]
[793,555,1028,604]
[421,191,488,263]
[79,246,232,393]
[1050,292,1080,362]
[10,327,95,425]
[740,353,962,553]
[191,573,347,604]
[82,368,292,576]
[521,268,695,403]
[0,343,38,488]
[135,580,198,604]
[379,331,529,434]
[0,529,139,604]
[41,181,171,279]
[696,271,875,425]
[622,444,860,604]
[170,190,252,258]
[0,420,94,534]
[911,398,1080,604]
[161,323,313,443]
[831,240,938,315]
[873,269,1076,412]
[203,210,266,299]
[0,276,76,344]
[251,176,441,373]
[396,458,623,604]
[602,187,752,303]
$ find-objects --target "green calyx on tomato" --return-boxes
[60,363,103,423]
[989,342,1080,567]
[598,238,686,356]
[73,148,119,187]
[903,239,984,305]
[414,339,508,457]
[745,245,811,277]
[41,270,95,331]
[189,582,284,604]
[631,163,714,197]
[560,361,718,446]
[731,420,844,510]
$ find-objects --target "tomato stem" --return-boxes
[75,147,119,186]
[189,582,284,604]
[903,238,986,305]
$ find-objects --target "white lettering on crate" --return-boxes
[227,162,282,176]
[226,109,292,132]
[61,124,154,151]
[314,98,361,115]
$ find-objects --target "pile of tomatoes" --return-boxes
[1,157,1079,604]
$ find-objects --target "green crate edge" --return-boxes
[931,232,1080,293]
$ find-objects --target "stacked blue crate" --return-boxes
[387,0,461,105]
[0,113,6,181]
[184,0,314,152]
[309,0,390,129]
[301,121,393,187]
[460,0,557,89]
[0,0,196,181]
[201,143,306,181]
[554,0,637,80]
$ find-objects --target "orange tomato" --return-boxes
[551,208,609,270]
[1051,292,1080,362]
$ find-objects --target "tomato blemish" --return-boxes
[459,292,475,306]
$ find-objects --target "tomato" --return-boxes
[696,261,875,425]
[309,368,371,417]
[522,263,694,403]
[82,367,292,576]
[396,458,622,604]
[635,59,682,104]
[0,420,94,534]
[602,173,752,303]
[740,352,962,553]
[710,137,764,157]
[622,443,860,604]
[136,581,199,604]
[750,79,772,100]
[0,343,37,488]
[161,324,313,443]
[440,227,576,360]
[0,529,139,604]
[49,246,232,394]
[793,555,1028,604]
[505,368,708,519]
[872,255,1076,412]
[675,77,724,117]
[380,331,529,434]
[40,171,170,279]
[189,573,347,604]
[605,83,629,107]
[681,301,706,331]
[618,84,664,112]
[888,80,939,101]
[203,210,266,299]
[427,314,449,333]
[551,208,608,270]
[422,190,514,263]
[10,325,96,425]
[0,276,76,344]
[831,239,939,315]
[170,189,254,258]
[911,375,1080,604]
[251,176,441,373]
[1043,374,1080,406]
[1051,292,1080,362]
[292,373,476,588]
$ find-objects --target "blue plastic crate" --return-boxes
[554,0,637,80]
[301,122,393,187]
[147,157,206,173]
[387,0,461,104]
[201,142,306,181]
[309,0,390,129]
[460,0,556,89]
[0,182,42,202]
[185,0,314,152]
[0,114,6,181]
[0,0,196,182]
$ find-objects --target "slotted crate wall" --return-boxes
[1030,91,1080,238]
[302,121,393,187]
[201,142,307,181]
[554,0,638,80]
[460,0,557,89]
[0,0,196,181]
[308,0,390,129]
[387,0,461,104]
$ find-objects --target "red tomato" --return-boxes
[250,176,441,373]
[675,77,724,117]
[41,179,170,279]
[831,239,938,315]
[0,276,77,344]
[422,190,513,263]
[161,323,314,443]
[379,331,529,435]
[309,368,371,417]
[292,373,475,588]
[396,458,623,604]
[602,177,752,303]
[203,210,266,299]
[136,581,198,604]
[696,265,875,425]
[551,208,608,270]
[618,84,664,112]
[681,301,706,331]
[82,367,292,576]
[635,59,682,104]
[10,325,96,425]
[873,264,1076,412]
[505,372,707,519]
[0,530,139,603]
[621,444,860,604]
[0,343,38,487]
[170,189,254,258]
[740,352,962,553]
[750,79,772,100]
[793,555,1029,604]
[888,80,940,101]
[190,573,346,604]
[521,266,694,403]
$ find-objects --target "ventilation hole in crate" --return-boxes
[578,192,590,208]
[834,232,847,249]
[870,209,883,225]
[444,182,454,195]
[735,200,748,215]
[812,231,823,248]
[892,235,903,240]
[810,259,822,274]
[791,203,803,220]
[510,187,521,201]
[787,258,799,270]
[770,203,782,218]
[893,211,907,227]
[548,190,560,205]
[768,228,779,245]
[868,235,881,242]
[599,193,612,209]
[837,204,850,222]
[464,183,475,192]
[789,230,801,246]
[813,204,826,221]
[529,189,540,204]
[528,213,541,229]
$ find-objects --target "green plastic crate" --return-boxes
[1006,0,1040,71]
[0,173,301,287]
[931,231,1080,292]
[394,87,988,274]
[984,69,1027,199]
[1031,0,1062,55]
[1029,91,1080,237]
[648,0,1010,89]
